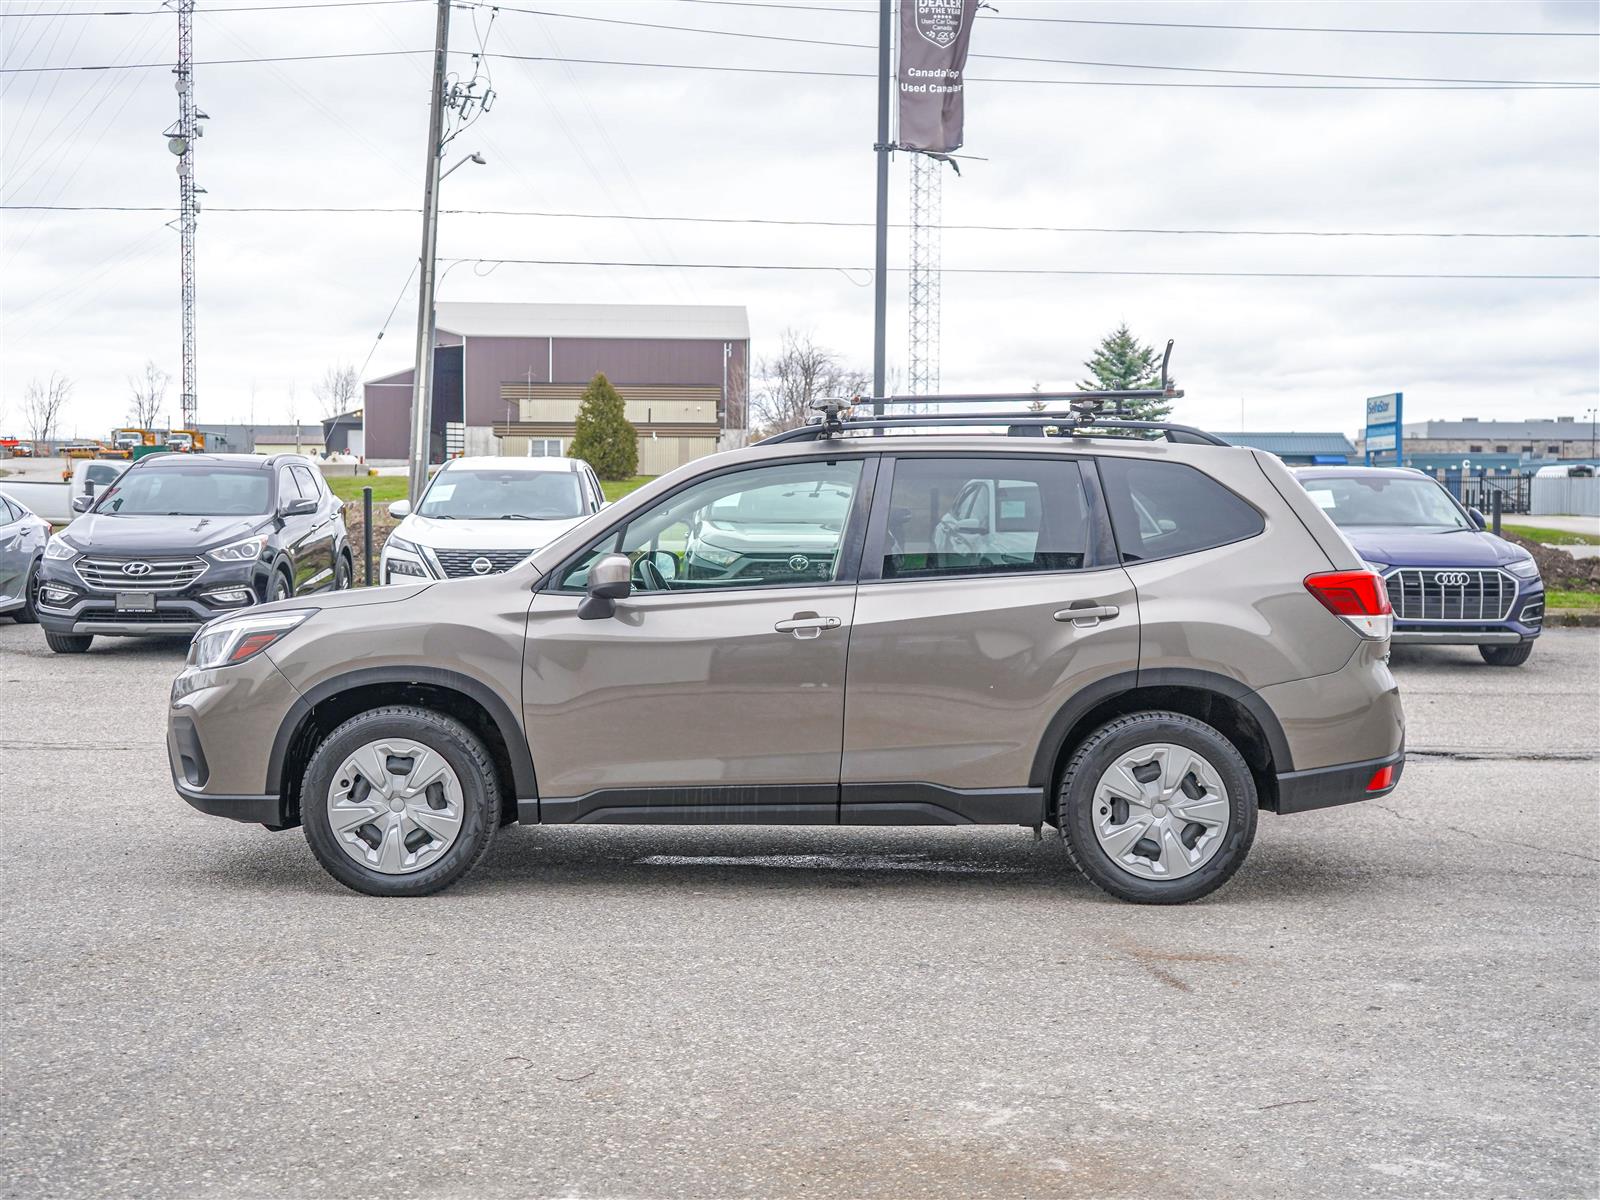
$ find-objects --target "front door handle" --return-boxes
[774,614,842,639]
[1053,603,1120,627]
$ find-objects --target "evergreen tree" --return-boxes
[1078,324,1174,420]
[568,372,638,480]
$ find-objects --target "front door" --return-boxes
[290,465,336,591]
[522,456,876,823]
[841,454,1140,824]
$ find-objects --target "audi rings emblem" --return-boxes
[121,561,154,577]
[470,557,494,575]
[787,554,810,572]
[1433,571,1472,587]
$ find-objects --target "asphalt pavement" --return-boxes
[2,624,1596,1199]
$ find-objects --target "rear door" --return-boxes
[290,464,337,590]
[840,453,1139,824]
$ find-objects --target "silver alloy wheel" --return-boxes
[1091,742,1231,881]
[326,738,465,875]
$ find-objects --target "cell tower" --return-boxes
[906,153,942,397]
[163,0,202,430]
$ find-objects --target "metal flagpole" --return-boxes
[407,0,452,506]
[872,0,891,416]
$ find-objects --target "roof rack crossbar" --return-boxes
[759,414,1228,447]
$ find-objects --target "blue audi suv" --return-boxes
[1294,466,1544,666]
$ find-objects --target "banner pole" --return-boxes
[872,0,891,416]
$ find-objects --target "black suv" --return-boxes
[36,453,352,654]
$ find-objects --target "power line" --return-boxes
[6,48,1596,90]
[442,256,1598,281]
[8,204,1594,240]
[482,4,1599,87]
[0,1,426,16]
[668,0,1600,38]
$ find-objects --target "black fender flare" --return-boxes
[265,665,538,800]
[1027,667,1295,789]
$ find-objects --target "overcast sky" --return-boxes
[2,0,1597,441]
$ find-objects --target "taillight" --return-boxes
[1366,764,1396,792]
[1305,569,1393,640]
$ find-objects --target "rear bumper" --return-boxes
[1272,751,1405,815]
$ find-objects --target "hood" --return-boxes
[698,520,844,553]
[1341,526,1530,569]
[396,513,586,553]
[59,512,270,556]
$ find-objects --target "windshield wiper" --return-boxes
[498,513,535,520]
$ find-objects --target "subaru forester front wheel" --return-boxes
[301,706,500,896]
[1058,711,1257,904]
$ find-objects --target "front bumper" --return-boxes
[168,653,306,827]
[37,558,264,637]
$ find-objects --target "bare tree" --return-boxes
[23,373,71,448]
[128,360,170,429]
[312,363,360,420]
[752,329,870,437]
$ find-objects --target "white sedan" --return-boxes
[379,456,605,584]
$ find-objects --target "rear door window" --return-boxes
[881,457,1092,579]
[1098,457,1264,562]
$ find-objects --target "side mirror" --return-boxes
[388,500,412,519]
[72,495,94,514]
[1469,507,1487,530]
[279,497,317,519]
[578,552,632,620]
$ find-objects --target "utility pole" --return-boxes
[407,0,452,505]
[164,0,201,431]
[871,0,891,414]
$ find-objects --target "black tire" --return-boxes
[45,630,93,654]
[334,553,352,591]
[1479,641,1534,667]
[13,561,41,624]
[270,570,293,603]
[1057,711,1258,905]
[301,705,500,897]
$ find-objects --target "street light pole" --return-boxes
[406,0,452,506]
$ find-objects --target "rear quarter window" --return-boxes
[1098,457,1264,562]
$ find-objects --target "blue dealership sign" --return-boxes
[1365,393,1403,466]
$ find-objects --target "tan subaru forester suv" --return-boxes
[168,409,1404,904]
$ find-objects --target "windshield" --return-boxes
[1302,476,1470,530]
[418,468,585,520]
[97,468,270,516]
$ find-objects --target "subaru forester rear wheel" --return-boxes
[1058,711,1257,904]
[302,706,499,896]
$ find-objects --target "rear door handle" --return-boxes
[1053,604,1120,626]
[774,615,842,639]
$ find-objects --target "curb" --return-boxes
[1545,610,1600,627]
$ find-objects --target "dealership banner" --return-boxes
[898,0,978,154]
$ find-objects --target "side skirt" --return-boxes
[522,783,1045,827]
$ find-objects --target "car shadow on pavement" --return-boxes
[177,822,1372,905]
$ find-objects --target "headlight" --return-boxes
[187,609,311,670]
[208,534,269,563]
[385,534,422,556]
[1361,559,1389,575]
[44,538,78,561]
[694,543,739,566]
[1506,558,1540,579]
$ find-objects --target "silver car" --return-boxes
[0,490,48,624]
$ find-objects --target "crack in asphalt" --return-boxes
[1372,803,1600,864]
[1407,746,1599,763]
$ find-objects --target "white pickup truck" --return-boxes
[0,460,127,526]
